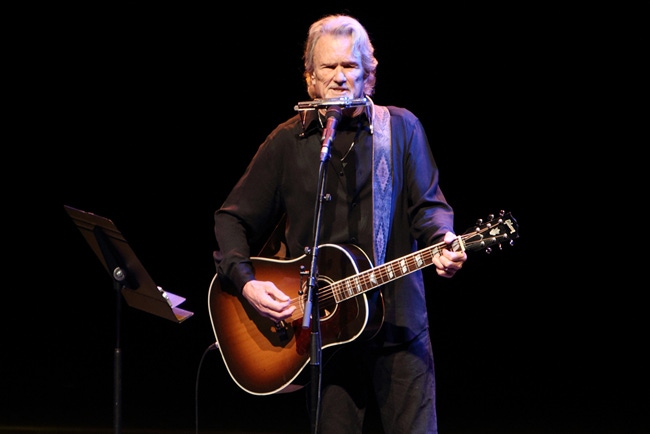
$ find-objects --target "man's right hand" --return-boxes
[242,280,296,322]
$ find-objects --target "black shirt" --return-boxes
[214,104,455,345]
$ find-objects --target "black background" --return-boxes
[4,4,647,434]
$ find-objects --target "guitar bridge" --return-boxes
[273,320,290,342]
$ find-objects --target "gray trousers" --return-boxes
[311,329,437,434]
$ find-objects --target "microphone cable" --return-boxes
[194,342,219,434]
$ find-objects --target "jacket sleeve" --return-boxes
[213,131,286,292]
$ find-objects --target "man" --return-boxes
[213,14,467,433]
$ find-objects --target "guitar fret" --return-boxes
[345,279,355,297]
[339,282,347,298]
[353,277,362,294]
[386,264,395,279]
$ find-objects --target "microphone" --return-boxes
[320,106,342,162]
[295,97,368,111]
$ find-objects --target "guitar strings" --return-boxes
[281,242,451,318]
[280,221,503,319]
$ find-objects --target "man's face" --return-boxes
[311,33,365,101]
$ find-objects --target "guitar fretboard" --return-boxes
[329,241,448,303]
[326,211,518,303]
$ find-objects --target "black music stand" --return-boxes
[64,205,193,433]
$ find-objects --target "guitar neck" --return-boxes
[330,240,449,303]
[329,211,518,303]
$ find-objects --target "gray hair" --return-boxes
[303,14,378,99]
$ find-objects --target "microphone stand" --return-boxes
[303,106,341,434]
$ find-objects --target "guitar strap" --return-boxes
[371,102,392,266]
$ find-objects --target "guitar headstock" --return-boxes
[461,210,519,254]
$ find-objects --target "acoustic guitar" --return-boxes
[208,211,518,395]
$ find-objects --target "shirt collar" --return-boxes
[298,109,321,138]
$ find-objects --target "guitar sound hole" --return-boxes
[299,277,338,321]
